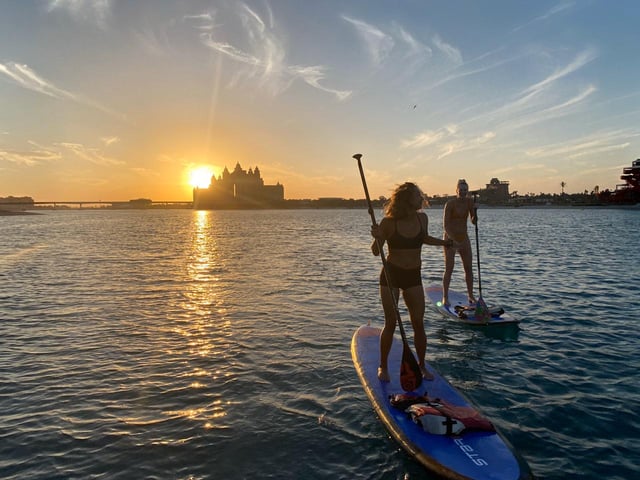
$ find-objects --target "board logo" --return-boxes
[454,438,488,467]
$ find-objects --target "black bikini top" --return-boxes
[387,215,424,249]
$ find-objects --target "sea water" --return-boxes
[1,207,639,479]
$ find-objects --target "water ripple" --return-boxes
[1,208,639,479]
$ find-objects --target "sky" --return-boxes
[1,0,640,201]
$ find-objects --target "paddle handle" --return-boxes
[354,154,379,227]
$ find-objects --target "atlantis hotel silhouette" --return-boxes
[193,163,285,209]
[2,164,521,212]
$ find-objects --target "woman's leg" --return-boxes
[378,284,398,381]
[403,285,433,380]
[442,244,456,305]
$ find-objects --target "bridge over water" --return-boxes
[24,201,194,209]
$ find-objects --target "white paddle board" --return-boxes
[425,284,519,325]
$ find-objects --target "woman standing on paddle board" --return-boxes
[442,179,477,306]
[371,182,453,382]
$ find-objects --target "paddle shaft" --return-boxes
[354,155,411,345]
[473,194,483,298]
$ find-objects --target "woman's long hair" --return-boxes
[384,182,427,218]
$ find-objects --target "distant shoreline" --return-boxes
[0,209,41,216]
[3,203,637,213]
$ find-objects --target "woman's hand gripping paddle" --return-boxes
[473,194,491,324]
[354,153,422,392]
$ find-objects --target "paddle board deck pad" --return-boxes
[351,325,533,479]
[425,284,520,325]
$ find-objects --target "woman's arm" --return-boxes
[423,212,453,247]
[371,237,381,256]
[425,235,453,247]
[370,217,389,256]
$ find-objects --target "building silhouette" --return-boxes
[0,196,34,211]
[193,163,284,209]
[598,158,640,205]
[482,178,510,204]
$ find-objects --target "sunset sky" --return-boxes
[1,1,639,201]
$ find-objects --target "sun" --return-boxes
[188,166,214,188]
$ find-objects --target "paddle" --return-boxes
[473,193,491,323]
[354,153,422,392]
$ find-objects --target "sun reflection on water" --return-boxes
[164,210,235,429]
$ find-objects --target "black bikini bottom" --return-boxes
[379,264,422,290]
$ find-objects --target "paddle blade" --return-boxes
[475,297,491,323]
[400,342,423,392]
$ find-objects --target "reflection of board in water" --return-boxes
[426,284,519,325]
[351,324,534,479]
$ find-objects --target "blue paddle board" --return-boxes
[425,284,519,326]
[351,324,533,479]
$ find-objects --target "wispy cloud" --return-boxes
[421,51,517,93]
[395,24,432,59]
[56,142,124,166]
[0,141,62,166]
[47,0,112,29]
[0,62,74,99]
[432,34,462,66]
[101,136,120,147]
[512,1,575,33]
[505,85,597,131]
[191,3,351,101]
[0,138,124,167]
[342,15,395,67]
[344,16,461,70]
[401,124,458,149]
[134,24,176,57]
[493,163,551,176]
[183,11,218,35]
[430,131,496,161]
[460,49,598,130]
[0,62,127,120]
[401,130,446,149]
[523,48,597,96]
[524,129,638,159]
[401,124,496,161]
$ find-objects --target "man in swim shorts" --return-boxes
[442,179,477,306]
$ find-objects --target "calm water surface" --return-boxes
[1,208,639,479]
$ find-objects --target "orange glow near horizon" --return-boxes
[188,166,216,189]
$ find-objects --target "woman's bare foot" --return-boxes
[468,296,476,305]
[442,297,450,306]
[420,365,434,381]
[377,367,390,382]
